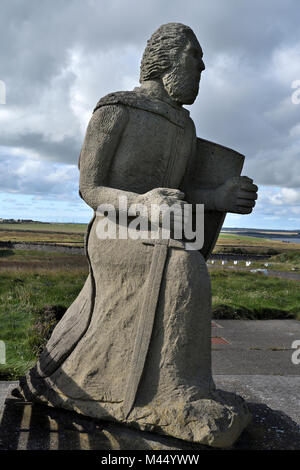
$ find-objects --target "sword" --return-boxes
[123,237,185,418]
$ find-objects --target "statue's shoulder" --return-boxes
[94,90,191,129]
[93,91,148,114]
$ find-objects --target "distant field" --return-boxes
[1,223,300,253]
[0,230,84,246]
[0,222,87,233]
[0,248,88,272]
[0,223,85,246]
[215,233,300,253]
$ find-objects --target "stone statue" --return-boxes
[16,23,258,447]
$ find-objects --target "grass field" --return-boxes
[0,222,86,246]
[0,248,88,272]
[0,264,87,379]
[0,230,84,246]
[211,270,300,320]
[0,243,300,379]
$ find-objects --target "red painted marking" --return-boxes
[211,321,222,328]
[211,337,229,345]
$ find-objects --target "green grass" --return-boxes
[0,268,87,379]
[271,251,300,266]
[0,248,88,273]
[211,270,300,320]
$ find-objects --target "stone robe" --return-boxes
[19,90,250,447]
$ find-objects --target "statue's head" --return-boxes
[140,23,205,105]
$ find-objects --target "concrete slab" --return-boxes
[212,320,300,375]
[214,375,300,424]
[0,383,9,408]
[0,381,17,415]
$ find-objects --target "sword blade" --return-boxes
[123,243,168,418]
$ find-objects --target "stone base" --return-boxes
[0,393,299,450]
[15,374,251,448]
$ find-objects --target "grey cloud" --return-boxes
[1,133,81,164]
[0,0,300,194]
[0,152,79,197]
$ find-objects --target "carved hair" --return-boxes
[140,23,195,82]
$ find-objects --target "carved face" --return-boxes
[162,37,205,105]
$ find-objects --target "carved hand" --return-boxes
[214,176,258,214]
[138,188,186,208]
[137,188,189,229]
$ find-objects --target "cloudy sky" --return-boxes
[1,0,300,229]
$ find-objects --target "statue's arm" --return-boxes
[79,105,141,210]
[80,104,189,213]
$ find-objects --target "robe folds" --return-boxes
[19,90,251,447]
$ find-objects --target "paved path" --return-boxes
[212,319,300,375]
[263,269,300,281]
[0,382,16,407]
[0,381,16,417]
[215,375,300,425]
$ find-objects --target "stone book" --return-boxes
[192,138,245,259]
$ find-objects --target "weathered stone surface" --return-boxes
[16,23,258,448]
